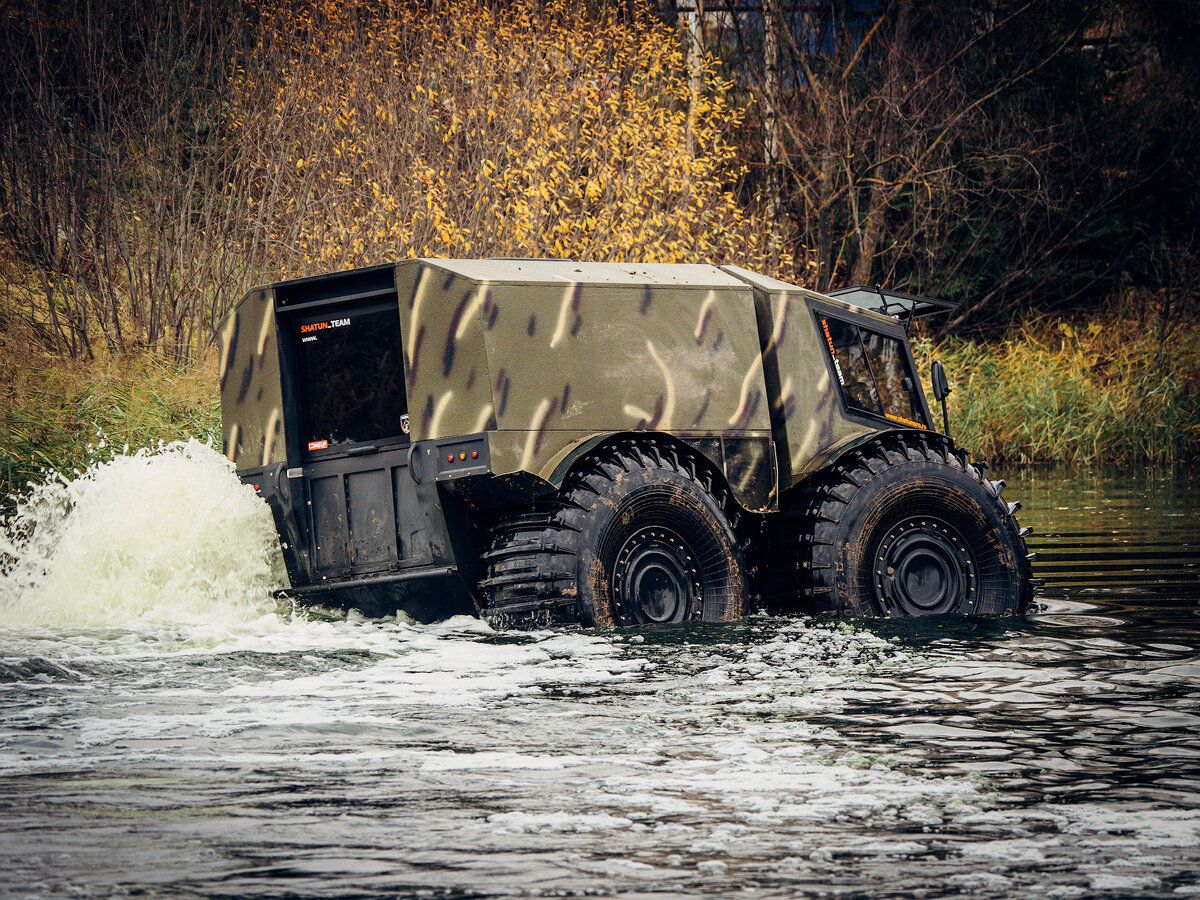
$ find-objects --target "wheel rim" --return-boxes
[613,527,699,625]
[873,518,976,615]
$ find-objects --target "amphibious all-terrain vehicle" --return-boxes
[219,259,1032,626]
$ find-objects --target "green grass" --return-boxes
[0,355,220,504]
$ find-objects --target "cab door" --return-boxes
[276,272,436,581]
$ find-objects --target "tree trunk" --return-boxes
[762,0,784,261]
[685,2,705,157]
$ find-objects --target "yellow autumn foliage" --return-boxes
[231,0,780,275]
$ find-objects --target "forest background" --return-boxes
[1,0,1198,499]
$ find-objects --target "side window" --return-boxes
[822,317,878,414]
[859,329,924,426]
[819,314,927,428]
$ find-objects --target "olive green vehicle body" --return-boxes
[219,258,933,619]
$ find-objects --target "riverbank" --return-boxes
[916,314,1200,467]
[2,312,1196,504]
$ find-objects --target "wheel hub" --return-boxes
[613,527,699,625]
[874,519,976,615]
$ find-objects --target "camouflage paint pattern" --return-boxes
[398,262,494,444]
[220,258,921,514]
[397,259,775,510]
[218,287,287,470]
[723,265,919,489]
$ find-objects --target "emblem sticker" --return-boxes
[400,414,410,435]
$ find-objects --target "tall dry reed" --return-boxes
[915,316,1200,466]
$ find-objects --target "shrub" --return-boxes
[235,0,774,274]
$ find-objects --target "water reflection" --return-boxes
[0,466,1197,898]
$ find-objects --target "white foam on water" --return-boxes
[0,440,283,637]
[487,811,634,833]
[0,442,595,665]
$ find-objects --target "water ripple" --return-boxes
[0,465,1197,897]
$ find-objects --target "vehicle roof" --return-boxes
[720,264,807,293]
[420,258,751,288]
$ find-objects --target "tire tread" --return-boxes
[767,433,1034,616]
[479,438,745,629]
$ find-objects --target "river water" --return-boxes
[1,443,1197,898]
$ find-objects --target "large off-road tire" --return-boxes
[479,439,748,629]
[773,433,1033,617]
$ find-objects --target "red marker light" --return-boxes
[471,451,477,459]
[447,454,454,463]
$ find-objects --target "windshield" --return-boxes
[820,315,927,428]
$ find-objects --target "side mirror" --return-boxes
[931,360,951,402]
[931,360,951,436]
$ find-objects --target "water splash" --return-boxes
[0,439,284,630]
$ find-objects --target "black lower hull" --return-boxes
[278,566,480,622]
